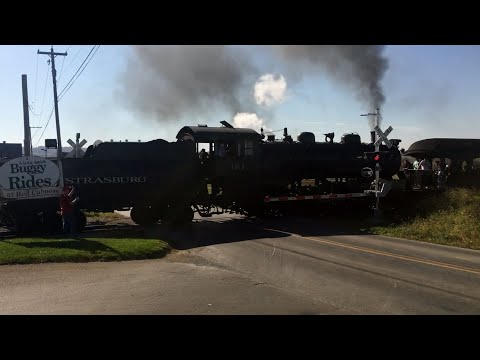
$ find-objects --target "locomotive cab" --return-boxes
[176,123,264,214]
[176,123,262,179]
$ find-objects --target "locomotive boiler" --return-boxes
[176,122,402,217]
[259,131,400,193]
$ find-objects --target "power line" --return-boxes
[32,52,39,112]
[32,96,53,134]
[30,61,50,117]
[57,45,97,99]
[28,104,42,117]
[29,61,51,117]
[36,72,54,125]
[60,46,82,80]
[31,61,51,118]
[57,56,66,85]
[31,126,41,141]
[58,45,98,100]
[31,97,54,141]
[57,45,71,84]
[58,45,100,101]
[34,105,55,147]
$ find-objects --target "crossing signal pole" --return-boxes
[361,108,381,213]
[37,46,67,187]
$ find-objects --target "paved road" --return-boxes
[1,213,480,314]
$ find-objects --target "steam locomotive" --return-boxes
[0,121,402,233]
[61,122,401,226]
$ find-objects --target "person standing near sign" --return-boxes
[60,185,80,237]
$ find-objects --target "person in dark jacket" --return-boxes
[60,185,80,236]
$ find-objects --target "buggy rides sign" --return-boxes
[0,156,61,200]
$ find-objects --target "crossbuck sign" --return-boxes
[374,125,393,148]
[66,133,87,158]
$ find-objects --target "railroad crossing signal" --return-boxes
[374,125,393,148]
[361,108,390,216]
[66,133,87,158]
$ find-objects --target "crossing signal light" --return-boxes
[364,151,384,163]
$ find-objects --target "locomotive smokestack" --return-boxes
[370,131,376,144]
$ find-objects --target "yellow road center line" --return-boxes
[264,228,480,275]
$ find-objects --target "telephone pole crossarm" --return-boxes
[37,50,68,56]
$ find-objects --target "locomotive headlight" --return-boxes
[361,167,374,177]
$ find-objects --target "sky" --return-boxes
[1,45,480,152]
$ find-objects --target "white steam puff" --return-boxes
[233,113,269,133]
[254,74,287,106]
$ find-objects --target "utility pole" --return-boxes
[21,74,32,156]
[37,46,67,187]
[361,108,381,214]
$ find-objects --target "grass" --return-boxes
[0,211,172,266]
[85,211,126,225]
[0,235,170,265]
[371,188,480,250]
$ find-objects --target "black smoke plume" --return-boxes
[272,45,389,127]
[121,45,256,121]
[122,45,389,128]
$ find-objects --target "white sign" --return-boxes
[0,156,61,200]
[374,125,393,148]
